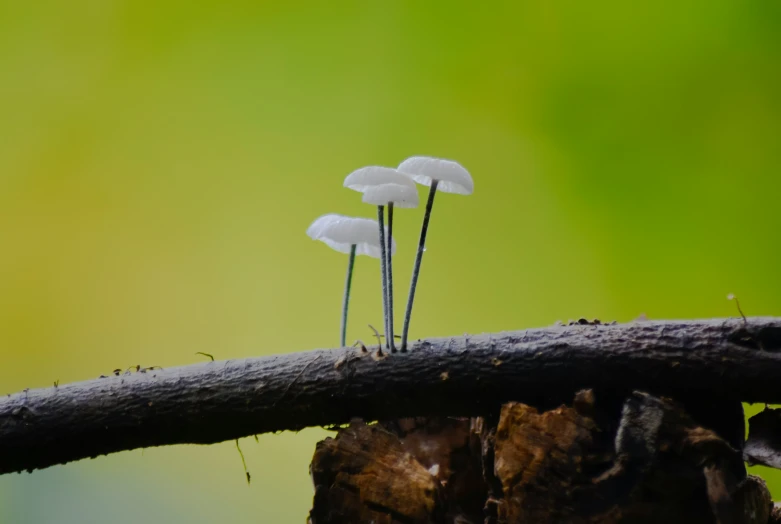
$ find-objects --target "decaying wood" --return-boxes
[2,317,781,475]
[490,396,601,522]
[309,390,773,523]
[309,422,446,523]
[770,503,781,523]
[745,408,781,469]
[379,417,486,522]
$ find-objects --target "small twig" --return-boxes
[727,294,747,326]
[235,439,250,485]
[369,324,383,357]
[367,325,381,345]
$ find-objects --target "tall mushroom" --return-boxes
[306,213,395,347]
[344,167,419,351]
[396,156,473,351]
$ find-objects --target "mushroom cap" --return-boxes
[306,214,396,258]
[344,166,417,193]
[361,183,420,208]
[397,156,473,195]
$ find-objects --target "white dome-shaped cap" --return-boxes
[361,183,419,208]
[397,156,473,195]
[306,214,396,258]
[344,166,417,193]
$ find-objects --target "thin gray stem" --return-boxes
[401,181,439,351]
[387,203,396,352]
[377,205,389,348]
[340,245,356,347]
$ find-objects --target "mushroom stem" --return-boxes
[377,205,390,348]
[401,180,439,352]
[340,244,357,347]
[386,202,396,352]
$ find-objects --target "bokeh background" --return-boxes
[1,1,780,522]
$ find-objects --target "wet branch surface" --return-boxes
[2,317,781,476]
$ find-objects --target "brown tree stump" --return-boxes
[309,390,773,523]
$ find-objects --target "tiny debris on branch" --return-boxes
[309,391,772,524]
[2,318,781,476]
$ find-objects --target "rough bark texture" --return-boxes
[745,408,781,469]
[2,317,781,475]
[380,417,487,522]
[309,391,773,524]
[309,422,446,523]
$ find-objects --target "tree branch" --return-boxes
[2,317,780,475]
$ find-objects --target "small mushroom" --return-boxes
[307,213,395,347]
[396,156,473,351]
[344,167,418,351]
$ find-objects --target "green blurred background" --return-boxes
[1,1,779,522]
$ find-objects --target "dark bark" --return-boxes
[1,317,781,475]
[745,408,781,469]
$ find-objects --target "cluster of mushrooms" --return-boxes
[306,156,473,352]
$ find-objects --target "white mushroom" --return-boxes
[396,156,473,351]
[307,214,395,347]
[343,166,416,191]
[361,183,419,209]
[398,157,473,195]
[344,167,419,352]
